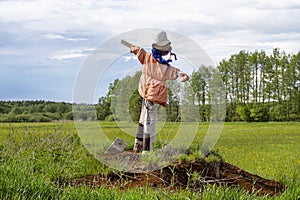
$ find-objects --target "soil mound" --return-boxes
[70,158,285,196]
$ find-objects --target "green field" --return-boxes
[0,122,299,199]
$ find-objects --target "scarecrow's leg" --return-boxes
[133,123,143,151]
[134,99,146,151]
[143,100,157,151]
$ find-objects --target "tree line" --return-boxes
[1,48,299,123]
[97,48,300,122]
[0,101,99,122]
[0,101,73,122]
[219,48,300,121]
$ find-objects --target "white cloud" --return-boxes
[49,47,94,60]
[0,0,300,101]
[43,34,87,41]
[49,52,86,61]
[256,0,300,10]
[122,56,134,62]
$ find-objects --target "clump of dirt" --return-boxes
[69,154,285,197]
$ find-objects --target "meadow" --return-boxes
[0,121,299,199]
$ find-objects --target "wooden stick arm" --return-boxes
[121,39,134,48]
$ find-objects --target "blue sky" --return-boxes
[1,0,300,103]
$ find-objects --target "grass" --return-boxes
[215,122,300,181]
[0,121,299,199]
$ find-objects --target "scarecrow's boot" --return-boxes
[142,133,150,152]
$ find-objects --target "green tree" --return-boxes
[165,80,181,121]
[109,71,141,122]
[9,106,23,115]
[250,103,269,122]
[57,102,70,114]
[44,104,57,113]
[129,89,142,122]
[190,66,212,121]
[96,96,111,120]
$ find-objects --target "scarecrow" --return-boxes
[122,31,189,153]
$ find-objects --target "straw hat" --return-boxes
[152,31,172,52]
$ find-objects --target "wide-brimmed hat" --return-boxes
[152,31,172,52]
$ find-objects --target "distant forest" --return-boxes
[0,101,73,122]
[1,48,299,122]
[97,48,300,122]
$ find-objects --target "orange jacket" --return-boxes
[130,46,179,107]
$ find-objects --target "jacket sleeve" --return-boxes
[130,46,146,64]
[166,65,180,80]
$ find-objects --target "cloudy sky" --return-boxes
[1,0,300,103]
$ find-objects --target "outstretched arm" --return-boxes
[179,71,189,82]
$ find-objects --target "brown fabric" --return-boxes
[130,46,179,107]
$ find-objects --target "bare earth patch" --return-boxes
[68,151,285,197]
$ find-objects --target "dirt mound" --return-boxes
[70,158,285,196]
